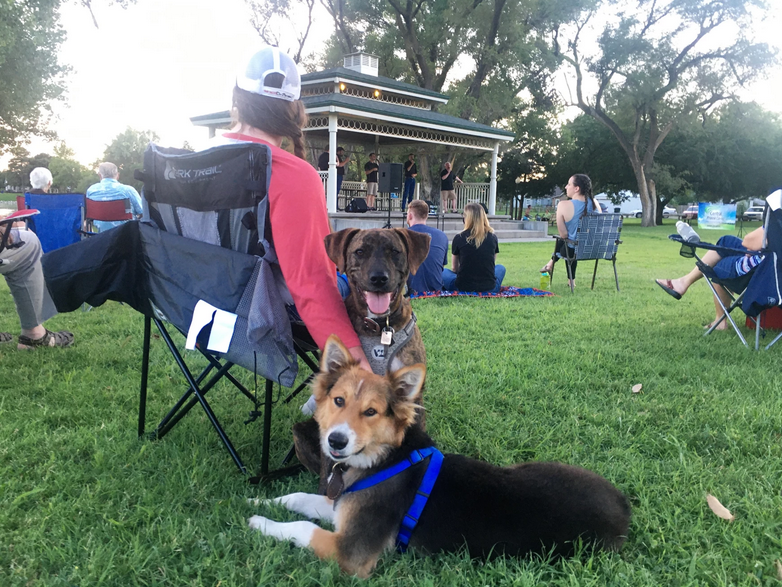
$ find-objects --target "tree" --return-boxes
[557,0,776,225]
[0,0,68,153]
[100,128,159,191]
[244,0,317,64]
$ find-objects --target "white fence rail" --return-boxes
[318,171,489,213]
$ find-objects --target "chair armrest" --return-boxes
[668,234,762,255]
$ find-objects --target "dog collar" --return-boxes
[342,447,443,552]
[359,312,417,376]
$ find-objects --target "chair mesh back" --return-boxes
[574,213,623,260]
[140,143,271,255]
[25,193,84,253]
[85,198,132,221]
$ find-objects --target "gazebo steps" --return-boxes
[328,212,549,242]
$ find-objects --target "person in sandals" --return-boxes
[0,218,74,350]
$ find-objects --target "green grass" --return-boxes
[1,193,20,203]
[2,221,782,586]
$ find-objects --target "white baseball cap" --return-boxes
[236,46,301,102]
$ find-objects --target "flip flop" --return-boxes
[655,279,682,300]
[0,332,13,344]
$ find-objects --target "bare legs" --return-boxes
[656,249,728,330]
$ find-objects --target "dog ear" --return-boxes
[324,228,360,272]
[394,229,431,275]
[389,364,426,427]
[320,334,355,375]
[391,363,426,404]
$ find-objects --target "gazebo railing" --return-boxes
[318,170,488,213]
[454,183,489,211]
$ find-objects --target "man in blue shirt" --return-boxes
[85,162,143,232]
[406,200,448,294]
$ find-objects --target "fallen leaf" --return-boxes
[706,494,735,521]
[775,560,782,580]
[631,383,643,394]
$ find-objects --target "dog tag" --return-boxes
[381,327,394,346]
[326,464,345,501]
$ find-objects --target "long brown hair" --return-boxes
[232,85,308,160]
[463,202,493,248]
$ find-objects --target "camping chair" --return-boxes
[550,213,623,293]
[24,193,84,253]
[667,189,782,350]
[134,142,322,479]
[41,143,320,480]
[16,195,26,211]
[0,210,40,261]
[81,198,133,236]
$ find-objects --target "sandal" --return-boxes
[0,332,13,344]
[17,329,74,350]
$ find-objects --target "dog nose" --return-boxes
[369,272,388,287]
[328,432,348,450]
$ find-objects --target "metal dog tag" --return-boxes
[381,327,394,346]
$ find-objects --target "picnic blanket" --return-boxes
[411,286,553,299]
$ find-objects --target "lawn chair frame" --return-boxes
[550,213,623,293]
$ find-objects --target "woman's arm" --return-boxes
[451,253,460,273]
[556,201,571,239]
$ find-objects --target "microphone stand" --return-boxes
[382,192,395,229]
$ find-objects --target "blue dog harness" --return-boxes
[342,447,444,552]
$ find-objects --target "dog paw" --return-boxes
[248,515,271,532]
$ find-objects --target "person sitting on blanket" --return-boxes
[541,173,601,290]
[442,202,506,293]
[655,225,765,331]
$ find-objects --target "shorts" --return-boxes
[712,235,754,280]
[366,182,378,196]
[441,190,456,202]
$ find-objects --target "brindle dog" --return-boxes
[293,228,431,492]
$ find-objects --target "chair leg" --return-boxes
[700,278,749,348]
[261,378,274,475]
[565,258,574,293]
[591,259,598,290]
[612,258,620,292]
[154,318,247,474]
[756,311,762,351]
[139,315,151,438]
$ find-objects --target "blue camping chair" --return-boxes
[667,189,782,350]
[24,193,84,253]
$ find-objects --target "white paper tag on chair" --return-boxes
[186,300,238,353]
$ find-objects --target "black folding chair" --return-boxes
[667,189,782,350]
[550,213,623,293]
[42,142,320,481]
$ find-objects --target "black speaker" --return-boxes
[346,198,368,213]
[379,163,403,192]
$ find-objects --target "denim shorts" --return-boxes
[712,235,750,280]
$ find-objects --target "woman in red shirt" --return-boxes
[218,46,369,370]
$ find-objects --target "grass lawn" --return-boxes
[1,193,20,203]
[2,220,781,586]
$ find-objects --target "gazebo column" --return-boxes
[488,142,499,215]
[327,114,338,213]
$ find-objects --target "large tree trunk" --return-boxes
[631,159,657,227]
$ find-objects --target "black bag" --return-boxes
[346,198,368,213]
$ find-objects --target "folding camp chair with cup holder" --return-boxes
[667,189,782,350]
[41,142,320,480]
[550,213,623,293]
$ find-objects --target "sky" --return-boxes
[8,0,782,169]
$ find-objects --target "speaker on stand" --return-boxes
[379,163,404,228]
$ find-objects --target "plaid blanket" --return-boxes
[410,286,553,299]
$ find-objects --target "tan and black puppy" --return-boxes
[250,336,631,579]
[293,227,430,490]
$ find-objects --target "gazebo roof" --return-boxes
[301,67,449,102]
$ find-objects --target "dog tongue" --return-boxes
[365,291,393,314]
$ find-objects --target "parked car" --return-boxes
[742,206,764,221]
[631,206,676,218]
[681,205,699,220]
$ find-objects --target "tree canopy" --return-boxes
[557,0,777,225]
[0,0,68,153]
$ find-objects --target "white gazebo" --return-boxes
[190,53,515,215]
